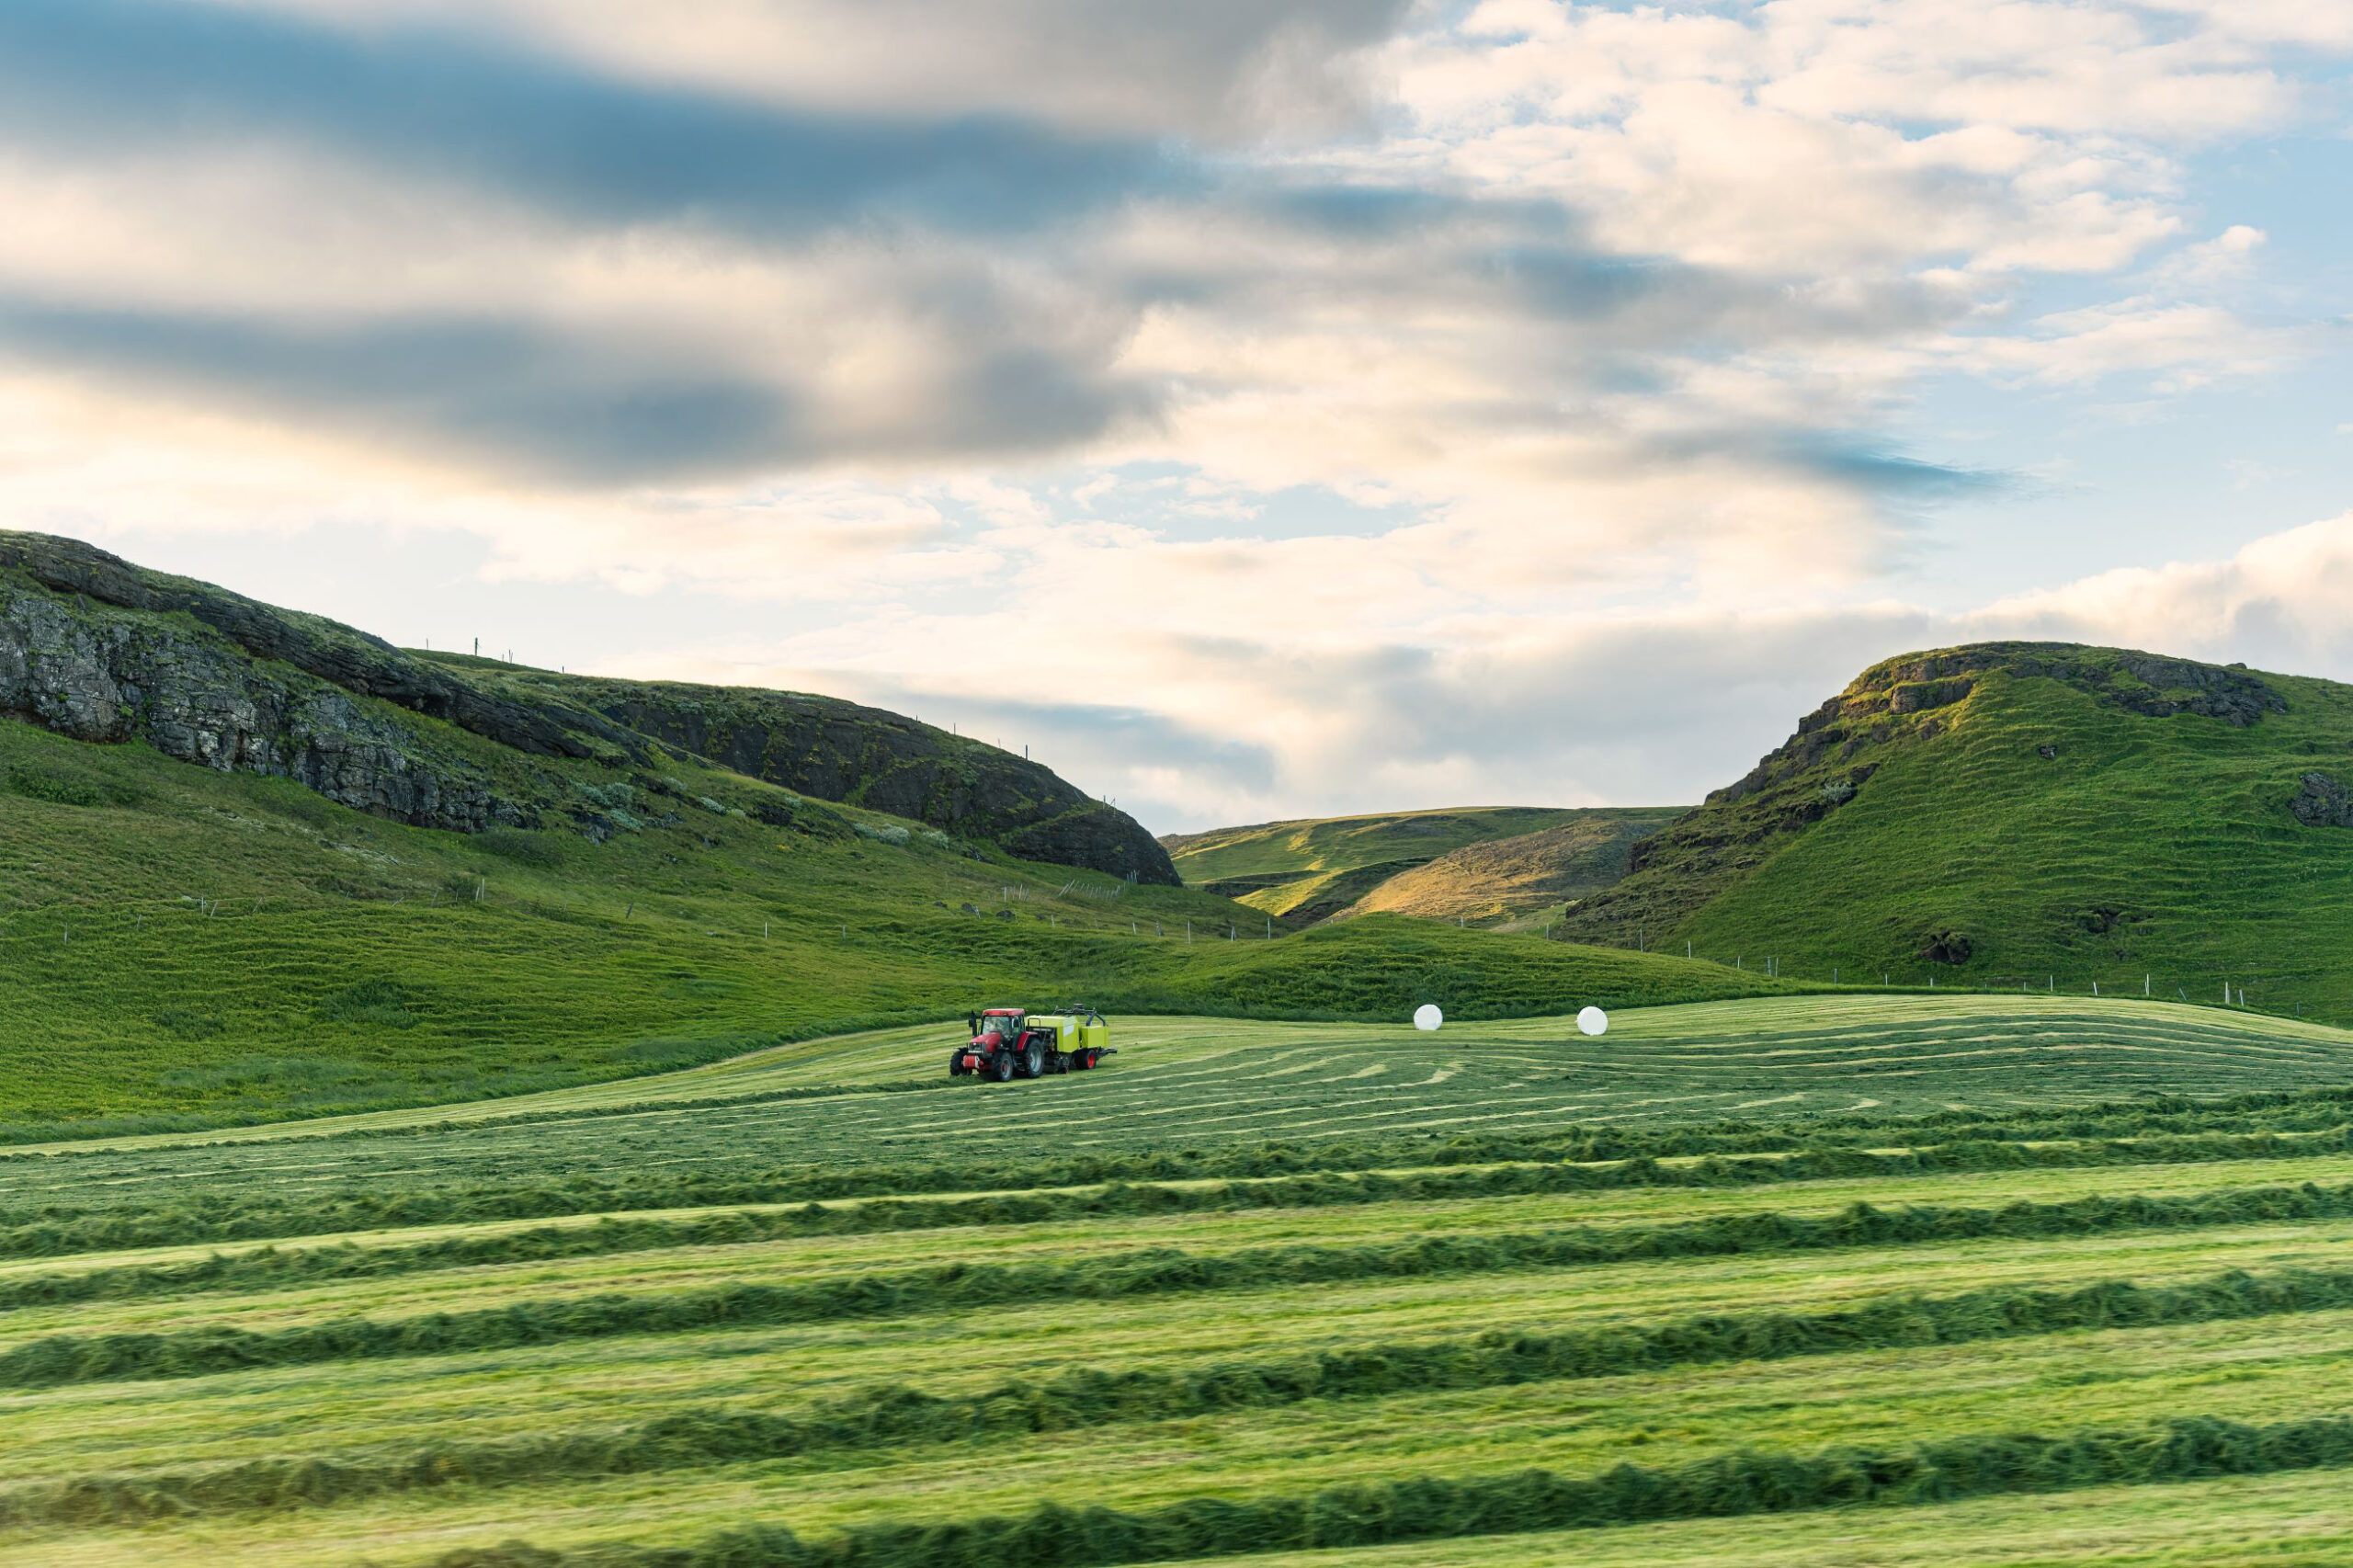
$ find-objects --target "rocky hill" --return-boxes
[0,531,1174,882]
[1554,641,2353,1014]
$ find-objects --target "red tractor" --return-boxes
[949,1006,1114,1082]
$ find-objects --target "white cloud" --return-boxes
[1973,512,2353,674]
[187,0,1409,141]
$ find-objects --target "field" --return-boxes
[11,993,2353,1566]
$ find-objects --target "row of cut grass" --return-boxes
[13,1259,2353,1531]
[11,1173,2353,1389]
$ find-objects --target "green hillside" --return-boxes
[0,529,1176,883]
[1559,642,2353,1019]
[0,657,1774,1143]
[1164,806,1676,927]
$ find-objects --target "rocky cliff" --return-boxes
[0,531,1176,881]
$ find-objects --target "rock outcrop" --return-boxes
[0,584,529,832]
[2291,772,2353,828]
[0,533,634,761]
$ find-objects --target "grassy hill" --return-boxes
[0,547,1779,1139]
[1558,642,2353,1020]
[0,529,1176,882]
[1163,806,1677,927]
[14,992,2353,1566]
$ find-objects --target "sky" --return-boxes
[3,0,2349,833]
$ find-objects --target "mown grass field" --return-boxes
[8,994,2353,1566]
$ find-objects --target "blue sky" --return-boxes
[3,0,2347,830]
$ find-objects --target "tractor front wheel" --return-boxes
[948,1051,968,1078]
[989,1051,1015,1083]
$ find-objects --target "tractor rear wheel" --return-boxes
[989,1051,1015,1083]
[1021,1039,1046,1078]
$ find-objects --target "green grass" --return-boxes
[1561,644,2353,1023]
[2,963,2351,1565]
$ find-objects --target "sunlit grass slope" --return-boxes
[1165,806,1678,927]
[0,720,1775,1138]
[1345,807,1687,926]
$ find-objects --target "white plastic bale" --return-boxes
[1577,1006,1608,1037]
[1413,1004,1443,1031]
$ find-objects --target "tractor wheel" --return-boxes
[948,1051,968,1078]
[989,1051,1015,1083]
[1021,1039,1046,1078]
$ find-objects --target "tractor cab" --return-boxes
[970,1007,1024,1044]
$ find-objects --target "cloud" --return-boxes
[0,0,1186,239]
[190,0,1413,142]
[1974,513,2353,675]
[0,286,1161,484]
[1964,297,2324,392]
